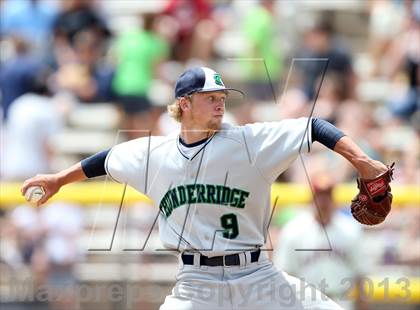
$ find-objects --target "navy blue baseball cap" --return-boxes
[174,67,244,99]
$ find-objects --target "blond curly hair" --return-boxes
[168,95,192,122]
[167,100,182,122]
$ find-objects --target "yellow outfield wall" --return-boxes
[1,182,418,208]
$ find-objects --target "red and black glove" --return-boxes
[351,163,395,225]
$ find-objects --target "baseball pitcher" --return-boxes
[22,67,394,309]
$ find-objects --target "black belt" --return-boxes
[182,249,261,267]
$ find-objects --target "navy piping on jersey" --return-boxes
[176,143,190,160]
[104,148,118,182]
[179,136,209,147]
[176,134,216,161]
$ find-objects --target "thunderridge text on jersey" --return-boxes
[159,184,250,217]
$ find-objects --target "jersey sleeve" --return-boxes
[104,138,148,190]
[244,117,312,182]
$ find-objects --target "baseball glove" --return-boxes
[351,163,395,225]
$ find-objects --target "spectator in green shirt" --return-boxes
[242,0,283,101]
[112,13,169,139]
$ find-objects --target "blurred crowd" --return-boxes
[0,0,419,309]
[0,0,418,182]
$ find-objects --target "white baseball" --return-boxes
[24,186,45,203]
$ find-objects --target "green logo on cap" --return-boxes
[214,73,224,86]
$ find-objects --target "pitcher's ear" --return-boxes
[179,97,192,111]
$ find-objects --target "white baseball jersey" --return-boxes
[105,118,312,256]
